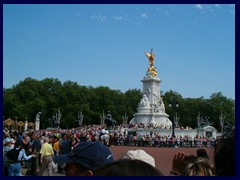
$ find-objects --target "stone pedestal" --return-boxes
[35,119,40,131]
[24,121,28,131]
[130,76,172,128]
[35,112,42,130]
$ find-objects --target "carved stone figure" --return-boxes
[35,112,41,121]
[35,112,42,131]
[138,94,150,108]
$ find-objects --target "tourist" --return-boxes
[3,131,16,176]
[3,131,15,153]
[58,133,72,173]
[53,141,114,176]
[38,137,54,176]
[30,133,41,175]
[6,142,36,176]
[21,134,31,168]
[52,135,60,172]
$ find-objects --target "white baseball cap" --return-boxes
[122,149,155,167]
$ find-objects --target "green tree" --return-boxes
[123,89,142,121]
[207,92,235,130]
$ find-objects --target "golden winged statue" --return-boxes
[145,48,156,67]
[145,48,158,77]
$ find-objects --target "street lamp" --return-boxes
[169,103,179,137]
[100,111,106,125]
[122,112,128,124]
[174,111,180,129]
[219,111,225,134]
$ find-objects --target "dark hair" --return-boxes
[215,128,235,176]
[64,162,90,176]
[14,141,21,149]
[94,159,163,176]
[197,149,209,159]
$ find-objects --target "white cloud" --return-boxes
[195,4,204,10]
[165,10,170,16]
[113,16,123,21]
[214,4,220,8]
[91,14,106,21]
[141,13,149,18]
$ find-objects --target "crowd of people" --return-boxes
[3,123,235,176]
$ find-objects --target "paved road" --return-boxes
[21,146,214,176]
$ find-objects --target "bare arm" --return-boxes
[169,152,187,176]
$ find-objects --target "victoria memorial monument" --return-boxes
[130,49,172,128]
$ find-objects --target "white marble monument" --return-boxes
[130,49,172,128]
[24,120,28,131]
[35,112,41,130]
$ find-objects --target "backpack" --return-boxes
[6,149,21,162]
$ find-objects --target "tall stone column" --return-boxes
[142,76,161,106]
[35,119,40,130]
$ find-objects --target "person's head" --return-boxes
[53,141,114,176]
[13,141,23,150]
[215,128,235,176]
[196,149,209,159]
[3,131,9,138]
[121,149,155,167]
[61,133,67,139]
[4,137,14,151]
[43,137,49,143]
[181,156,215,176]
[94,159,163,176]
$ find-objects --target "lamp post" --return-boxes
[197,112,202,136]
[169,103,179,137]
[174,112,180,129]
[100,111,106,125]
[219,111,225,134]
[122,112,128,124]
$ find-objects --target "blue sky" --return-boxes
[3,4,235,99]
